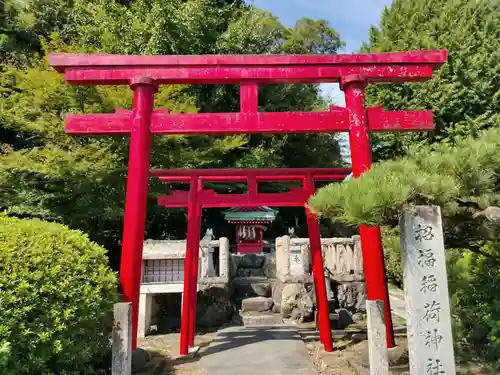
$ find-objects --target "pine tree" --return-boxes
[362,0,500,160]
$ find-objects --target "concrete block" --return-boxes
[241,296,273,312]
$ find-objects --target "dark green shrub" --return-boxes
[0,215,118,374]
[382,227,403,288]
[447,244,500,361]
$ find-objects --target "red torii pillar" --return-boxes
[342,75,394,346]
[118,78,157,349]
[155,168,350,354]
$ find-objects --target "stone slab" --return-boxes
[366,300,389,375]
[198,326,317,375]
[241,297,273,312]
[112,303,132,375]
[242,313,284,326]
[231,277,272,298]
[401,206,455,375]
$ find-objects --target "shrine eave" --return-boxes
[227,220,274,225]
[223,206,278,222]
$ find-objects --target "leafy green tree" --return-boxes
[0,0,346,267]
[362,0,500,161]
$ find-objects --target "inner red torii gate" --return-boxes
[49,49,447,354]
[153,167,351,354]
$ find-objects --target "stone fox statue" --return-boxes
[202,228,214,242]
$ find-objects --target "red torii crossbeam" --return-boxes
[49,49,447,354]
[64,105,433,135]
[154,168,350,354]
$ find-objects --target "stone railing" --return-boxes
[275,235,362,282]
[141,238,229,291]
[138,237,230,337]
[275,235,366,313]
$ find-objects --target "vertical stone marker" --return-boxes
[400,206,455,375]
[366,300,389,375]
[112,302,133,375]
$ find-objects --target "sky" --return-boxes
[250,0,392,105]
[249,0,393,159]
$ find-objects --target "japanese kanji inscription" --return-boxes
[401,206,456,375]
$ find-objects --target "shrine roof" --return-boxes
[223,206,278,222]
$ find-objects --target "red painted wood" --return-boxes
[180,176,201,355]
[367,106,434,132]
[188,182,203,348]
[118,79,156,350]
[159,174,348,183]
[240,82,258,112]
[156,169,340,352]
[304,175,334,352]
[59,65,438,85]
[49,49,448,355]
[151,167,351,178]
[342,76,395,348]
[65,106,434,136]
[50,50,447,72]
[65,109,351,135]
[237,242,263,254]
[158,188,310,208]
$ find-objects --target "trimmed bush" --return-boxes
[0,215,118,375]
[447,244,500,361]
[381,228,403,288]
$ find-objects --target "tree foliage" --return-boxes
[362,0,500,160]
[0,0,345,269]
[0,215,118,374]
[309,0,500,363]
[310,126,500,250]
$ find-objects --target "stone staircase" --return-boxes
[231,276,273,301]
[239,309,283,326]
[232,276,283,326]
[229,254,284,326]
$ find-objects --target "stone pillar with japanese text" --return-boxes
[400,206,456,375]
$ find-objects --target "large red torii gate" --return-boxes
[49,49,447,354]
[153,167,350,354]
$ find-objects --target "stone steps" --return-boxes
[239,311,284,326]
[231,277,274,299]
[241,296,274,312]
[237,295,282,326]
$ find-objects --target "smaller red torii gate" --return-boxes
[153,168,350,354]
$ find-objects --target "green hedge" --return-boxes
[381,228,403,288]
[0,215,118,374]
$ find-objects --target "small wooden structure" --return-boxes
[223,206,278,254]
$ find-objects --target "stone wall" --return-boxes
[230,253,276,279]
[275,235,366,313]
[276,235,362,280]
[200,238,230,283]
[141,237,230,285]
